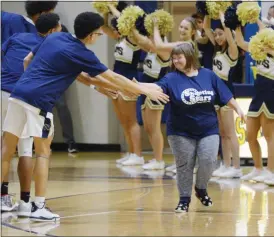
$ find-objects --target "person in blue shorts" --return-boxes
[1,1,58,44]
[1,13,61,215]
[150,42,245,212]
[1,11,169,222]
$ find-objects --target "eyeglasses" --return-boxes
[92,32,103,36]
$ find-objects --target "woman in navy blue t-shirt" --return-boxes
[152,42,245,212]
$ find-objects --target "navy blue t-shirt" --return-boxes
[11,32,108,112]
[155,68,233,139]
[2,33,44,93]
[1,11,37,44]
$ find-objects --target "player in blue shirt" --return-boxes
[151,42,244,212]
[235,22,274,184]
[204,12,242,178]
[102,4,144,165]
[1,13,61,215]
[1,1,58,44]
[1,12,169,221]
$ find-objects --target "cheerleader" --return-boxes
[204,12,242,178]
[235,22,274,184]
[102,4,143,165]
[128,12,172,170]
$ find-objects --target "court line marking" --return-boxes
[61,210,119,219]
[1,222,58,237]
[46,183,172,201]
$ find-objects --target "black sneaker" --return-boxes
[175,201,189,213]
[195,187,213,206]
[68,143,78,153]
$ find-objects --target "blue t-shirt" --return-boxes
[2,33,44,93]
[155,68,233,139]
[11,32,108,112]
[1,11,37,44]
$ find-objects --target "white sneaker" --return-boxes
[1,195,18,212]
[142,170,165,179]
[252,169,274,182]
[121,154,144,166]
[143,159,165,170]
[212,165,230,177]
[172,168,177,174]
[17,200,32,217]
[116,152,130,164]
[241,168,264,181]
[264,174,274,186]
[30,202,60,222]
[218,167,243,178]
[165,164,176,172]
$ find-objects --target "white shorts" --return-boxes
[3,98,54,139]
[1,91,34,157]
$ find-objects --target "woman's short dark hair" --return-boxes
[171,43,201,72]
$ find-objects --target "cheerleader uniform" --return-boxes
[113,37,141,101]
[213,50,238,110]
[248,55,274,119]
[140,52,170,110]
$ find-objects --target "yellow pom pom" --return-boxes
[92,0,118,14]
[206,0,231,20]
[144,9,174,36]
[249,28,274,61]
[236,2,261,26]
[117,6,145,36]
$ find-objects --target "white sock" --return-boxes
[35,196,45,208]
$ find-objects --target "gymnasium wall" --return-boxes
[2,1,122,146]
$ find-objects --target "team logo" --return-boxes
[181,88,213,105]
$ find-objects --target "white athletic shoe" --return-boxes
[142,170,165,179]
[165,164,176,172]
[172,168,177,174]
[121,154,144,166]
[218,167,243,178]
[212,165,230,177]
[30,202,60,222]
[1,195,18,212]
[116,153,130,164]
[240,168,264,181]
[17,200,32,217]
[252,169,274,182]
[142,159,165,170]
[264,174,274,186]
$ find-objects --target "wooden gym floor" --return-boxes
[1,152,274,236]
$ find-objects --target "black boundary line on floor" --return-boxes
[51,143,121,152]
[1,221,58,237]
[46,183,173,201]
[1,184,172,236]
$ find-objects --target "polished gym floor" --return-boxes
[1,152,274,236]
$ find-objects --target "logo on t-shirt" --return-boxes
[181,88,213,105]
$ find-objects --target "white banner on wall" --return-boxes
[235,98,268,159]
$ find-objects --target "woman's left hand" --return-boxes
[237,108,246,124]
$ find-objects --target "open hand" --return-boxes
[145,88,169,104]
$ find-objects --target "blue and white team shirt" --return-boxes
[155,68,233,139]
[11,32,108,113]
[213,50,238,94]
[1,11,36,44]
[113,37,141,80]
[2,33,44,93]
